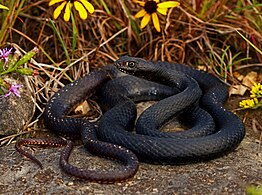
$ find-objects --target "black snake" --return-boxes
[15,56,245,183]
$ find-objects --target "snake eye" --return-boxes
[127,61,135,68]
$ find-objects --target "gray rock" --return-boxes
[0,76,34,135]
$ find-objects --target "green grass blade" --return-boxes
[71,12,77,58]
[49,19,70,65]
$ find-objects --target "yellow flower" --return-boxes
[49,0,94,22]
[239,98,259,109]
[0,4,9,10]
[133,0,180,32]
[250,83,262,98]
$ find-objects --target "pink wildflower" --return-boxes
[0,48,12,64]
[4,84,22,97]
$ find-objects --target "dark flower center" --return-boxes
[144,1,158,14]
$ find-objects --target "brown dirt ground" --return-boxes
[0,97,261,195]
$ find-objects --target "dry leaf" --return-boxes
[242,71,258,87]
[233,72,244,81]
[74,101,91,115]
[230,71,258,96]
[229,85,248,96]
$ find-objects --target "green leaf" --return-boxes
[15,68,34,75]
[14,47,38,68]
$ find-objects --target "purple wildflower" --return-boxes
[4,84,22,97]
[0,48,12,64]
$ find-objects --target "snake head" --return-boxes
[115,56,156,77]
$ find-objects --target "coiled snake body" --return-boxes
[15,56,245,183]
[102,56,245,163]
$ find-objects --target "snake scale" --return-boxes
[15,56,245,183]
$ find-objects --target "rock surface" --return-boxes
[0,76,34,135]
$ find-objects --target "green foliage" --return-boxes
[246,185,262,195]
[0,47,38,76]
[0,47,38,96]
[0,0,26,45]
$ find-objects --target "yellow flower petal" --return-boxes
[133,0,145,6]
[53,1,66,19]
[158,1,180,8]
[152,12,160,32]
[135,9,147,18]
[74,1,88,20]
[0,4,9,10]
[63,2,72,22]
[157,8,168,15]
[239,102,244,107]
[79,0,94,14]
[239,99,253,108]
[140,13,151,29]
[251,83,262,96]
[49,0,65,6]
[154,0,160,3]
